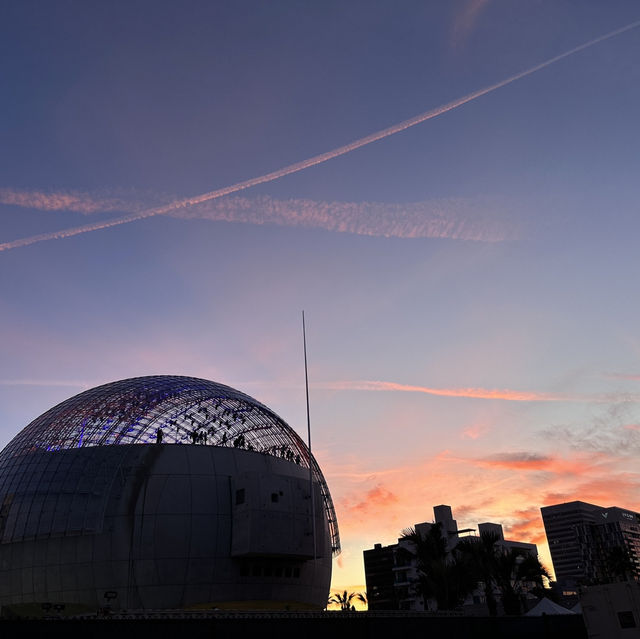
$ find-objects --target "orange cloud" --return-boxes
[341,484,399,516]
[320,380,581,402]
[474,452,598,473]
[461,422,490,439]
[571,475,640,506]
[324,447,640,588]
[317,380,640,404]
[541,476,640,509]
[502,508,548,546]
[505,522,546,546]
[477,453,553,470]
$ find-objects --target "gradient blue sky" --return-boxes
[2,0,640,591]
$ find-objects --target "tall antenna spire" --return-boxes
[302,310,317,561]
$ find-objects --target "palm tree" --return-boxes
[328,590,367,611]
[456,531,501,616]
[399,523,476,611]
[493,548,550,615]
[457,532,551,616]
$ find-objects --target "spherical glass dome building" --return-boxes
[0,376,339,614]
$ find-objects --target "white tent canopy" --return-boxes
[525,598,577,616]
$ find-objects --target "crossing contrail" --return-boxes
[1,19,639,253]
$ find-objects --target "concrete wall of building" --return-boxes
[0,444,331,613]
[581,581,640,638]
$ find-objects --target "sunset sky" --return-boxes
[2,1,640,592]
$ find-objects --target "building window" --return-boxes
[618,611,636,629]
[235,488,245,505]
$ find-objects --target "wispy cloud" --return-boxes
[5,374,640,405]
[541,401,640,457]
[461,421,491,439]
[474,452,600,474]
[175,194,517,241]
[0,379,94,389]
[0,190,516,245]
[451,0,491,50]
[2,18,638,252]
[477,452,553,470]
[0,188,144,214]
[342,484,399,516]
[502,509,548,546]
[318,380,640,403]
[319,380,584,402]
[607,372,640,381]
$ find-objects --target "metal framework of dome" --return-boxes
[0,375,340,555]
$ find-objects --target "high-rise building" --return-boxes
[541,501,640,589]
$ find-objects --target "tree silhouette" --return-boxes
[493,548,550,615]
[399,523,476,611]
[328,590,367,611]
[456,531,501,616]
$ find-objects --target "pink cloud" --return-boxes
[178,195,518,242]
[461,422,491,439]
[470,451,621,478]
[0,188,138,214]
[1,187,517,243]
[319,380,579,402]
[317,380,640,403]
[505,521,547,547]
[341,484,399,516]
[0,190,518,251]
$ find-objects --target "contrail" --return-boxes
[2,19,638,253]
[0,190,523,242]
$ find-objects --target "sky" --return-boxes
[2,0,640,594]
